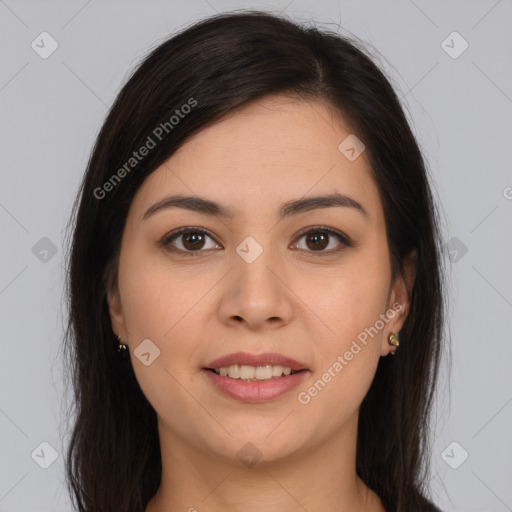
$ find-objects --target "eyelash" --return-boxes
[159,226,355,257]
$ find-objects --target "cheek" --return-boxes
[316,254,390,341]
[119,271,173,340]
[119,246,205,340]
[118,247,218,387]
[301,244,390,407]
[298,267,388,426]
[117,255,204,415]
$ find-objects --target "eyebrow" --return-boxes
[141,192,368,222]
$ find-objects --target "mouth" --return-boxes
[204,351,309,376]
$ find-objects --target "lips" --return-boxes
[204,351,309,371]
[203,367,309,403]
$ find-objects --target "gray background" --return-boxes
[0,0,511,511]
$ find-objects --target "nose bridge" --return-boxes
[219,233,293,327]
[233,233,280,301]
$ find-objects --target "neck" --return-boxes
[146,413,385,512]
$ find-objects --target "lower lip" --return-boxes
[202,369,309,403]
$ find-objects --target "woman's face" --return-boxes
[108,94,413,466]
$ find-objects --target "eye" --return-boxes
[160,227,221,256]
[159,225,354,256]
[292,226,354,254]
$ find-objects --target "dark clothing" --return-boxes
[423,503,442,512]
[416,497,443,512]
[386,497,443,511]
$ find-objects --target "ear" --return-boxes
[106,279,128,342]
[380,249,418,356]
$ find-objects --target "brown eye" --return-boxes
[293,227,353,254]
[162,228,220,255]
[181,232,206,250]
[160,226,353,257]
[304,232,329,251]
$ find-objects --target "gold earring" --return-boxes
[388,333,399,355]
[116,334,129,358]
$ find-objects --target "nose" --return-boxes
[217,246,294,331]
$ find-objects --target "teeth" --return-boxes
[213,364,296,380]
[240,365,255,380]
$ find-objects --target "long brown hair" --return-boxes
[62,10,446,511]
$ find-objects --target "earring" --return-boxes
[116,334,129,359]
[388,332,399,355]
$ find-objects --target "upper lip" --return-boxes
[204,352,309,371]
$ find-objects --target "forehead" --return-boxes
[129,94,382,223]
[174,94,362,169]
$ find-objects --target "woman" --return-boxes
[63,10,446,512]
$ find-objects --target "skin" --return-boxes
[107,94,416,512]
